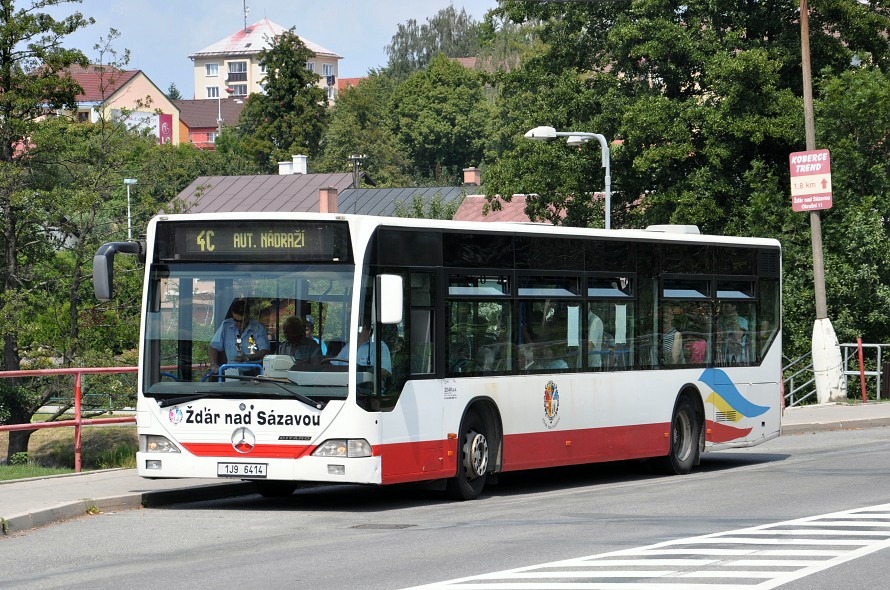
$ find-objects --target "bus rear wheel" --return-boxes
[655,396,700,475]
[446,411,489,501]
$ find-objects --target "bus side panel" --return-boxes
[378,380,454,484]
[703,341,783,450]
[501,423,668,471]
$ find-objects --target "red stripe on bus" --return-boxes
[500,423,670,471]
[705,420,753,443]
[180,442,313,458]
[378,423,671,483]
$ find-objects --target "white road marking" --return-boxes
[404,503,890,589]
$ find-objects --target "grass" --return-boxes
[0,424,137,481]
[0,464,74,480]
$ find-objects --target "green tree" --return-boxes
[166,81,182,100]
[393,192,463,219]
[235,29,328,172]
[385,5,482,79]
[390,54,489,183]
[315,72,412,187]
[484,0,890,357]
[0,0,93,458]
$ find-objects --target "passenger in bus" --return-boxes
[208,299,270,376]
[303,314,327,355]
[518,344,536,371]
[537,345,569,370]
[259,306,278,343]
[450,339,475,373]
[278,316,322,365]
[588,310,604,369]
[717,302,749,364]
[333,319,392,377]
[662,306,685,365]
[478,345,497,374]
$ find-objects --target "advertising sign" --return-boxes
[789,149,832,212]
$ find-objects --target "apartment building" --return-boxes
[189,18,342,103]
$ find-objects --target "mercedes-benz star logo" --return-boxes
[231,427,256,454]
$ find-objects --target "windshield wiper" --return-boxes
[157,375,324,410]
[158,391,227,408]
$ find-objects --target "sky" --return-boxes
[51,0,500,99]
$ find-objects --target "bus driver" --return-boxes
[208,299,270,376]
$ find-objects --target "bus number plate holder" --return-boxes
[217,462,268,478]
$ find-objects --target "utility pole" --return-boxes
[800,0,845,403]
[348,154,366,191]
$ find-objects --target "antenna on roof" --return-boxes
[243,0,250,30]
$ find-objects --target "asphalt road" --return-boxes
[3,427,890,590]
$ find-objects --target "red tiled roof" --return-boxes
[453,195,534,223]
[64,64,140,102]
[337,77,364,92]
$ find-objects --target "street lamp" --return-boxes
[524,125,612,229]
[123,178,137,240]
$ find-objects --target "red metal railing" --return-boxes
[0,367,137,472]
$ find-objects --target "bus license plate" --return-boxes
[217,462,267,478]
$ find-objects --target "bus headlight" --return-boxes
[140,434,181,453]
[312,439,372,458]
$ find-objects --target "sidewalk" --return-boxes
[1,469,253,536]
[3,402,890,536]
[780,400,890,434]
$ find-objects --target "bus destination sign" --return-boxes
[155,220,351,262]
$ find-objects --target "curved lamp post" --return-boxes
[524,125,611,230]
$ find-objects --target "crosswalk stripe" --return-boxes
[404,503,890,589]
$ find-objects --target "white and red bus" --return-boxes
[94,214,781,499]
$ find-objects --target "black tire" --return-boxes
[252,480,298,498]
[655,396,700,475]
[446,411,490,500]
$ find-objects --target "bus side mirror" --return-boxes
[93,241,143,301]
[377,274,403,325]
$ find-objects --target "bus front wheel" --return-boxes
[446,411,489,500]
[656,396,700,475]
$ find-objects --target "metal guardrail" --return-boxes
[0,367,137,472]
[784,351,817,407]
[785,342,890,407]
[841,342,888,402]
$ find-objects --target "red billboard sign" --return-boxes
[789,149,832,212]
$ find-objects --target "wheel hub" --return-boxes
[464,431,489,478]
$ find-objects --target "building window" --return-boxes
[206,86,220,99]
[227,61,247,82]
[305,61,315,72]
[259,64,267,74]
[205,63,219,77]
[322,64,334,77]
[230,84,247,97]
[208,132,217,144]
[77,111,90,122]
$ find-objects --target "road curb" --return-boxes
[782,417,890,435]
[1,481,255,536]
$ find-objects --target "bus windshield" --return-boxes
[143,263,354,403]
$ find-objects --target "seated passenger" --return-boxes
[278,316,322,365]
[478,345,496,373]
[333,319,392,377]
[537,345,569,370]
